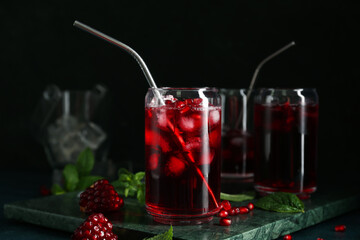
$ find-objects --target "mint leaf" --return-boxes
[124,187,129,197]
[76,148,95,177]
[76,175,103,190]
[51,183,65,195]
[134,172,145,181]
[220,191,255,202]
[118,168,131,176]
[112,170,146,204]
[144,225,173,240]
[137,184,145,204]
[255,192,305,213]
[119,173,132,182]
[63,164,79,192]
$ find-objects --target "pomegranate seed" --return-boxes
[247,202,254,211]
[218,210,228,218]
[283,234,292,240]
[219,218,231,226]
[192,98,203,106]
[228,208,236,216]
[40,185,51,196]
[334,224,346,232]
[165,100,173,105]
[316,238,325,240]
[175,101,186,109]
[234,207,241,215]
[220,200,232,211]
[239,206,249,214]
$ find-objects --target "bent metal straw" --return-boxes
[235,41,296,129]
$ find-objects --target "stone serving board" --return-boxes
[4,189,360,240]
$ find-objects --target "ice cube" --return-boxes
[184,137,201,152]
[165,155,186,177]
[78,122,107,149]
[55,115,79,130]
[156,108,169,130]
[178,112,203,132]
[209,129,221,148]
[59,130,87,164]
[47,116,84,165]
[145,129,172,153]
[198,149,215,165]
[179,116,195,132]
[209,109,220,127]
[147,153,160,170]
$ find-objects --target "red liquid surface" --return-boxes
[221,129,254,177]
[145,98,222,223]
[254,102,319,196]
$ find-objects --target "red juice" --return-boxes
[254,101,319,197]
[219,88,255,180]
[145,96,222,224]
[221,129,254,178]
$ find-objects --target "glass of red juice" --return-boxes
[253,88,319,199]
[220,89,255,180]
[145,87,222,224]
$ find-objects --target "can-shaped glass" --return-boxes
[220,88,255,180]
[145,87,222,224]
[253,88,319,199]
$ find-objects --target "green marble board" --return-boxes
[4,189,360,240]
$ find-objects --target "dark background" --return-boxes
[1,1,359,186]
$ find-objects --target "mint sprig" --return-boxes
[50,148,146,204]
[220,191,255,202]
[76,148,95,177]
[112,168,146,204]
[51,147,103,194]
[144,225,173,240]
[255,192,305,213]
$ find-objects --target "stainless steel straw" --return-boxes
[73,20,164,105]
[235,41,296,129]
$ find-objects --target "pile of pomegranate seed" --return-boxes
[72,213,118,240]
[334,224,346,232]
[218,200,254,226]
[80,179,124,213]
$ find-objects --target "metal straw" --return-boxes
[235,41,296,129]
[73,20,164,105]
[247,41,295,99]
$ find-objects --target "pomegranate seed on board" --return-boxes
[247,202,254,211]
[283,234,292,240]
[218,210,229,218]
[228,208,236,216]
[219,218,231,226]
[220,200,232,211]
[239,206,249,214]
[334,224,346,232]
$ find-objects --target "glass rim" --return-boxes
[148,87,219,92]
[257,87,317,91]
